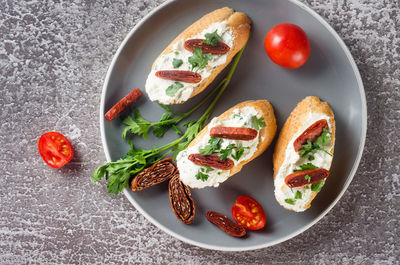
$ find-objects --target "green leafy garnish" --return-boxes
[92,43,248,194]
[285,199,296,205]
[311,180,325,193]
[199,137,222,155]
[232,146,248,161]
[203,166,214,173]
[203,30,222,46]
[166,82,184,97]
[174,51,179,55]
[188,47,212,71]
[308,155,315,161]
[219,144,236,160]
[293,163,318,172]
[304,174,311,182]
[295,191,302,199]
[299,128,332,157]
[172,58,183,68]
[195,171,209,182]
[251,116,266,130]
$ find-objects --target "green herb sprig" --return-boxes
[188,47,212,71]
[203,30,222,46]
[92,44,247,194]
[298,128,332,157]
[293,163,318,172]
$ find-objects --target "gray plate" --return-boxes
[100,0,366,251]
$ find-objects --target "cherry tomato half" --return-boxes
[38,132,74,168]
[231,196,266,230]
[264,23,311,69]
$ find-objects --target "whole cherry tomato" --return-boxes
[264,23,311,69]
[232,196,266,230]
[38,132,74,168]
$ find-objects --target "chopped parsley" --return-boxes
[195,171,209,182]
[295,191,302,199]
[165,82,184,97]
[203,30,222,46]
[188,47,212,71]
[232,146,248,161]
[172,58,183,68]
[202,166,214,173]
[304,174,311,182]
[219,144,235,160]
[174,51,179,55]
[308,155,315,161]
[251,116,266,130]
[285,198,296,205]
[199,137,222,155]
[299,128,332,157]
[311,180,325,193]
[293,163,318,172]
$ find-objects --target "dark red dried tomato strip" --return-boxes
[294,119,329,151]
[206,211,246,237]
[155,70,201,83]
[104,88,142,121]
[188,154,234,170]
[284,168,329,188]
[210,127,258,140]
[184,39,230,54]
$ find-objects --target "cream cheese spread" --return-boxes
[177,107,262,189]
[274,112,333,212]
[145,21,234,104]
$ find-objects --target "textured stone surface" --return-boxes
[0,0,399,264]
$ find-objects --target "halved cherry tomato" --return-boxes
[38,132,73,168]
[231,196,266,230]
[264,23,311,69]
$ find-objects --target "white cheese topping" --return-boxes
[274,112,333,212]
[145,21,235,104]
[177,107,262,189]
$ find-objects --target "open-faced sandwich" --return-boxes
[273,96,335,212]
[145,7,251,104]
[177,100,277,188]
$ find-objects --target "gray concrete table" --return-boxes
[1,0,398,264]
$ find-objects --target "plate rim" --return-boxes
[99,0,367,251]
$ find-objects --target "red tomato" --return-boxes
[38,132,74,168]
[231,196,266,230]
[264,23,311,69]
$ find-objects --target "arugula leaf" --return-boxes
[251,116,266,130]
[188,47,212,71]
[304,174,311,182]
[311,180,325,193]
[199,137,222,155]
[315,128,331,147]
[285,198,296,205]
[195,171,209,182]
[172,58,183,68]
[203,30,222,46]
[295,191,302,199]
[293,163,318,172]
[166,82,184,97]
[232,146,248,161]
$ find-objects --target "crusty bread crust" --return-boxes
[151,7,251,104]
[188,100,277,178]
[272,96,336,211]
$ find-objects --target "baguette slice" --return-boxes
[273,96,336,212]
[145,7,251,105]
[177,100,277,188]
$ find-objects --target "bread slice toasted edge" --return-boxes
[272,96,336,211]
[187,100,277,179]
[151,7,251,104]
